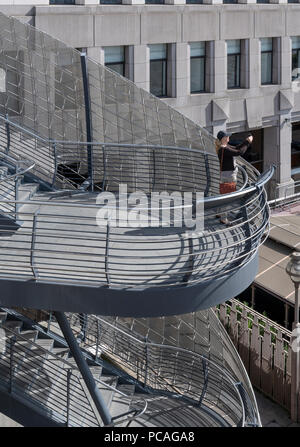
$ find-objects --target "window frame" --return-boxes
[227,40,241,89]
[260,38,273,85]
[149,44,168,98]
[190,42,206,94]
[292,47,300,81]
[104,46,125,78]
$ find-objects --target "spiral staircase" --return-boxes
[0,11,273,427]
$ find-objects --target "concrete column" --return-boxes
[176,42,189,100]
[212,40,227,138]
[269,0,288,3]
[263,120,294,199]
[249,38,260,89]
[134,45,149,91]
[87,47,102,65]
[214,40,227,95]
[237,0,256,3]
[281,36,292,89]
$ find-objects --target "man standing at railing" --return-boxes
[215,131,254,226]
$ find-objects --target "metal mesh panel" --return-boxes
[0,12,215,173]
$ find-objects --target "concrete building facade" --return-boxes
[2,1,300,196]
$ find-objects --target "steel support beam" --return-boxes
[54,311,111,426]
[80,52,93,190]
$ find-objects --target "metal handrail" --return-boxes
[0,324,100,426]
[0,113,259,201]
[0,190,269,288]
[268,180,300,209]
[66,314,254,426]
[0,321,147,427]
[93,375,148,427]
[0,154,35,219]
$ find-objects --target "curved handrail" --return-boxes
[0,321,147,427]
[0,154,35,185]
[83,314,259,427]
[203,165,275,208]
[0,114,263,205]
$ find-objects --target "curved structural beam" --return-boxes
[0,252,258,317]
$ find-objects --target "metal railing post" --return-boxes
[144,340,149,388]
[54,311,112,426]
[30,209,40,279]
[9,336,16,393]
[5,113,10,154]
[66,368,72,427]
[51,141,58,187]
[80,53,93,191]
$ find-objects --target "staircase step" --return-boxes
[0,166,9,178]
[17,183,39,202]
[51,347,69,359]
[2,320,23,333]
[109,384,135,426]
[35,339,55,352]
[18,330,38,342]
[89,366,103,379]
[97,375,118,408]
[0,312,7,323]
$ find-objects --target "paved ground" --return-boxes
[254,389,300,427]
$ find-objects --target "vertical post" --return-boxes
[14,176,20,221]
[47,312,52,334]
[54,311,111,426]
[80,53,93,191]
[284,303,289,330]
[251,284,255,309]
[66,368,72,427]
[9,336,16,393]
[5,114,10,155]
[291,283,300,422]
[51,141,58,187]
[95,319,100,360]
[144,339,148,388]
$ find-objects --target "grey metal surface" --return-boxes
[0,308,257,427]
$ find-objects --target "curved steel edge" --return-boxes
[203,165,275,208]
[0,253,258,317]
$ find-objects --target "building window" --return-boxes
[100,0,122,4]
[104,46,125,77]
[186,0,203,3]
[145,0,164,3]
[227,40,241,89]
[190,42,206,93]
[292,37,300,81]
[50,0,75,4]
[260,38,281,85]
[261,38,273,85]
[149,44,168,97]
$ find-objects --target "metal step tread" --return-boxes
[109,384,136,424]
